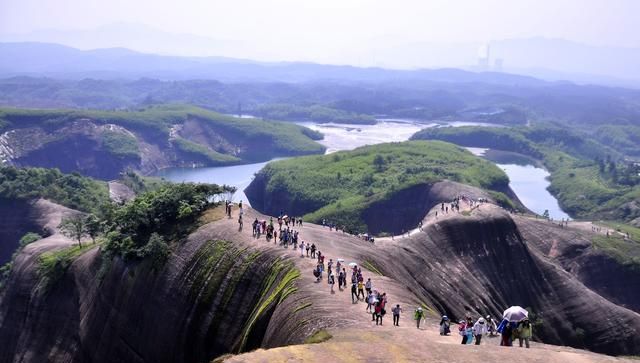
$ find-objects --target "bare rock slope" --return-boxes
[1,183,640,362]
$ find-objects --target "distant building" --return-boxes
[477,44,491,71]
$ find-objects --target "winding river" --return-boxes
[154,120,570,219]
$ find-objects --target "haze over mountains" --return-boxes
[2,23,640,87]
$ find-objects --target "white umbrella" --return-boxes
[348,262,358,267]
[503,306,528,322]
[337,258,345,263]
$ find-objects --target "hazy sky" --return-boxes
[1,0,640,74]
[2,0,639,47]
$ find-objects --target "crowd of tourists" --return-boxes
[229,200,534,348]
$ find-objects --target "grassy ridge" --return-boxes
[173,137,241,165]
[256,104,376,124]
[251,141,510,233]
[411,125,640,222]
[0,104,326,161]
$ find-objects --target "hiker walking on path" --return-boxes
[439,315,450,335]
[517,318,533,348]
[357,280,365,300]
[498,319,514,346]
[365,278,372,296]
[351,283,358,303]
[392,304,403,326]
[459,320,468,344]
[487,315,498,336]
[414,307,425,329]
[465,317,474,344]
[473,317,488,345]
[329,273,335,293]
[375,295,386,326]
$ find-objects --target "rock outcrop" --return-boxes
[0,222,308,363]
[2,186,640,361]
[355,205,640,356]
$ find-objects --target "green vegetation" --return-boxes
[411,125,640,222]
[0,104,326,159]
[0,232,42,290]
[120,170,166,194]
[362,260,384,276]
[102,183,230,260]
[598,221,640,241]
[19,232,42,246]
[38,243,97,287]
[591,234,640,271]
[593,125,640,157]
[256,104,376,124]
[252,141,511,233]
[589,222,640,269]
[101,131,140,159]
[239,259,300,351]
[173,137,240,164]
[303,329,333,344]
[0,166,110,213]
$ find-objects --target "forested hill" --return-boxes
[0,105,325,179]
[3,75,640,128]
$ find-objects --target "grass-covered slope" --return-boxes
[411,125,640,223]
[0,104,325,178]
[245,140,512,234]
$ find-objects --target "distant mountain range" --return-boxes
[2,23,640,87]
[0,42,550,86]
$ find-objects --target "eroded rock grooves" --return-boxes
[2,183,640,361]
[0,232,307,363]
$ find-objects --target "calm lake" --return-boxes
[154,120,570,219]
[467,148,570,220]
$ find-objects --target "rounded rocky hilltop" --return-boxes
[1,178,639,362]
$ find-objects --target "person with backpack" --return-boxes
[392,304,402,326]
[473,317,488,345]
[365,278,372,296]
[439,315,450,335]
[517,318,533,348]
[366,291,374,312]
[414,307,425,329]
